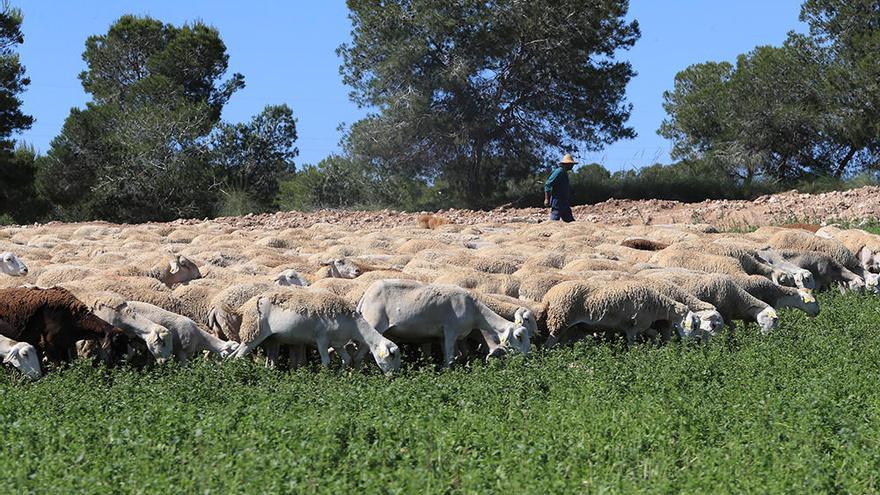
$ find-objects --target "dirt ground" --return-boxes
[21,185,880,231]
[201,186,880,231]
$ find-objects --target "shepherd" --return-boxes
[544,153,576,222]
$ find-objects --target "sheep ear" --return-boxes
[169,258,181,274]
[3,351,15,364]
[377,347,389,359]
[499,329,510,344]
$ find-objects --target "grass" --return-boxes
[2,291,880,493]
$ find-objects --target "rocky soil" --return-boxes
[23,186,880,231]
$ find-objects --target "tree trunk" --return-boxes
[834,146,857,178]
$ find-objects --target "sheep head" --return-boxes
[373,340,401,374]
[274,269,310,287]
[0,252,28,277]
[320,258,362,279]
[218,341,240,359]
[147,326,174,364]
[163,255,202,286]
[499,320,531,357]
[797,289,820,317]
[684,309,724,342]
[4,342,42,380]
[756,307,779,334]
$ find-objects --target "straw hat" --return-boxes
[559,153,577,165]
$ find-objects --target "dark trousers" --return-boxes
[550,207,574,222]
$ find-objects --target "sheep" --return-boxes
[561,258,633,273]
[434,269,521,298]
[232,287,401,373]
[539,279,700,348]
[765,230,874,290]
[203,282,275,342]
[583,271,725,342]
[115,254,202,288]
[59,284,174,363]
[273,269,310,287]
[1,252,28,277]
[662,241,792,284]
[317,257,389,279]
[638,269,779,334]
[469,292,540,340]
[771,249,866,292]
[356,279,529,367]
[417,214,449,230]
[0,320,42,380]
[749,248,817,290]
[650,249,768,279]
[815,226,880,274]
[728,274,820,317]
[35,265,100,287]
[0,287,128,365]
[512,269,576,302]
[126,302,238,365]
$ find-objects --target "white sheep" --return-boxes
[231,288,401,373]
[816,226,880,274]
[274,269,310,287]
[728,274,820,317]
[540,279,700,348]
[356,279,530,367]
[115,254,203,288]
[126,301,239,365]
[765,229,878,292]
[0,330,41,380]
[1,252,28,277]
[60,284,175,363]
[638,268,779,334]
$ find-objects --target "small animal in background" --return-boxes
[417,214,450,230]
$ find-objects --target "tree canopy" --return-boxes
[338,0,640,207]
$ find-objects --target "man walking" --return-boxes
[544,153,576,222]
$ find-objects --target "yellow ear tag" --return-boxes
[768,309,778,318]
[684,318,693,330]
[378,349,388,359]
[500,333,509,344]
[514,316,523,325]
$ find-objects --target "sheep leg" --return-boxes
[316,334,332,367]
[337,346,353,368]
[441,326,457,368]
[264,339,280,368]
[420,343,433,360]
[289,345,306,369]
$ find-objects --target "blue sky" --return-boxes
[18,0,806,171]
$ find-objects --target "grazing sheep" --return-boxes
[540,279,700,348]
[1,252,28,277]
[126,302,238,365]
[0,320,42,380]
[316,257,391,279]
[233,288,401,373]
[751,248,817,290]
[729,274,819,317]
[469,292,540,340]
[61,285,174,363]
[585,271,724,341]
[357,279,530,367]
[513,269,576,302]
[765,230,870,281]
[0,287,128,365]
[815,226,880,274]
[772,249,866,292]
[204,282,275,342]
[638,269,779,334]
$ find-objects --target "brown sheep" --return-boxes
[0,287,128,366]
[417,214,450,230]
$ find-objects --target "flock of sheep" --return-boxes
[1,216,879,381]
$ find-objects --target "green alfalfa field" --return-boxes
[0,287,879,494]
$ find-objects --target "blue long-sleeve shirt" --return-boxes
[544,166,571,209]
